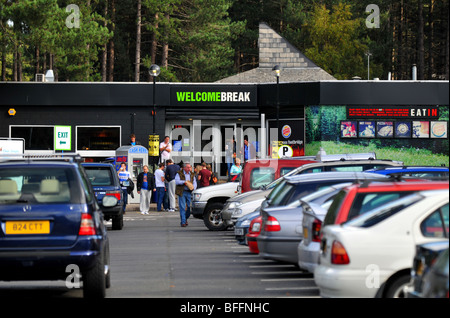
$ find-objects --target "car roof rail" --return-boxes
[0,153,83,163]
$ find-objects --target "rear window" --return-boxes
[346,193,424,228]
[250,167,275,190]
[0,167,77,204]
[348,191,414,220]
[269,181,340,207]
[323,190,347,227]
[84,167,114,186]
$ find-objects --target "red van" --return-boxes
[239,157,317,193]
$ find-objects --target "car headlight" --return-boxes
[193,193,202,201]
[227,202,242,210]
[241,219,251,226]
[232,208,243,216]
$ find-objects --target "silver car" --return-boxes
[257,172,388,264]
[297,200,332,273]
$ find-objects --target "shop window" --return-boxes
[76,126,120,151]
[10,126,54,150]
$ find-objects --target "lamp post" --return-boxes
[149,64,160,172]
[365,51,372,80]
[272,65,281,143]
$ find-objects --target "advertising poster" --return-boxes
[268,119,305,158]
[412,121,430,138]
[358,121,375,138]
[340,121,357,138]
[394,122,412,138]
[377,121,394,138]
[430,121,448,139]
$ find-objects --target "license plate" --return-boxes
[235,228,244,236]
[5,221,50,235]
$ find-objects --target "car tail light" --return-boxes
[106,190,121,201]
[249,217,262,234]
[264,216,281,232]
[312,219,322,242]
[79,213,96,236]
[331,240,350,265]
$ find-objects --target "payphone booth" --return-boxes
[115,145,148,204]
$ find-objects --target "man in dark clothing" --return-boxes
[164,159,180,212]
[136,165,156,215]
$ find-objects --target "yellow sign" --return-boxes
[148,135,160,156]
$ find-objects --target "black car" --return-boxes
[407,240,449,298]
[82,162,124,230]
[421,247,449,298]
[0,154,112,298]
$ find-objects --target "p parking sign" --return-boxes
[55,126,72,151]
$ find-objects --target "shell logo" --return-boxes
[282,125,291,139]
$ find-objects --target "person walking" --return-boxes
[198,162,212,188]
[175,163,197,227]
[164,159,180,212]
[154,162,168,212]
[137,165,156,215]
[117,162,131,212]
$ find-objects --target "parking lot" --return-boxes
[106,207,320,299]
[0,206,318,301]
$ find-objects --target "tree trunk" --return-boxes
[135,0,142,82]
[418,0,424,80]
[108,0,116,81]
[151,13,159,65]
[101,0,108,81]
[161,13,169,68]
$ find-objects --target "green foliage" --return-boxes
[306,141,449,166]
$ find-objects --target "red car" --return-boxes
[323,180,450,227]
[246,216,263,254]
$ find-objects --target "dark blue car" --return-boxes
[0,155,112,298]
[366,166,449,179]
[82,162,124,230]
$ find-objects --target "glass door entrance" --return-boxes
[166,120,258,179]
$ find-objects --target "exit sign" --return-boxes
[54,126,72,151]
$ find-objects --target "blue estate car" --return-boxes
[0,154,112,298]
[82,162,124,230]
[366,166,449,178]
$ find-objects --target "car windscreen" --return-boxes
[84,167,115,186]
[0,167,79,204]
[345,193,424,228]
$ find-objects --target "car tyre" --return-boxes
[384,274,410,298]
[83,253,106,298]
[203,202,227,231]
[112,213,124,230]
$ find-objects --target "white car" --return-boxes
[314,189,449,298]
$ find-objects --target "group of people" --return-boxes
[119,134,247,227]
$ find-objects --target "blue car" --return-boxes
[234,210,260,245]
[82,162,124,230]
[366,166,449,179]
[0,155,112,298]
